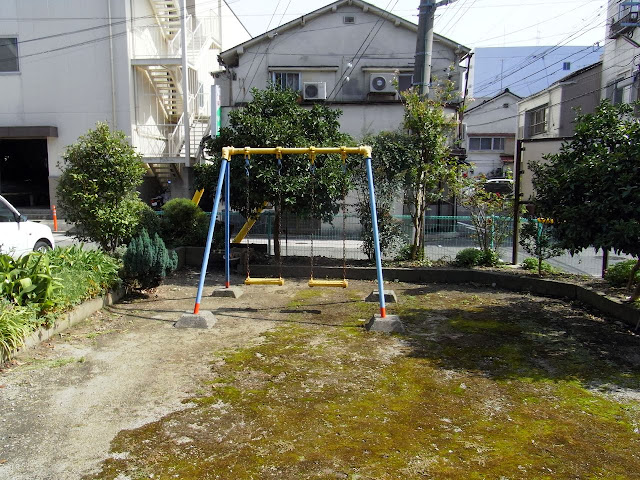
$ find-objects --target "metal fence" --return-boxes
[214,211,632,277]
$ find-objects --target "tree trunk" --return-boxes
[538,256,543,276]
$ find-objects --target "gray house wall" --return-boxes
[558,63,602,137]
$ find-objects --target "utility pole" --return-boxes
[414,0,457,97]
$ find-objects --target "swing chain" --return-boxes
[244,155,250,280]
[277,157,283,279]
[342,161,347,282]
[309,159,315,280]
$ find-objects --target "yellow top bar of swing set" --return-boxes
[221,145,372,160]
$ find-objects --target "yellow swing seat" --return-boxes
[244,276,285,286]
[308,278,348,288]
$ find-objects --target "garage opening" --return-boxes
[0,139,50,208]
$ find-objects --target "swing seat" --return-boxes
[245,276,285,286]
[308,278,348,288]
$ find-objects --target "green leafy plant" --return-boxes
[0,301,37,361]
[455,248,500,268]
[522,257,556,274]
[0,253,61,310]
[531,101,640,300]
[56,122,147,252]
[123,229,178,289]
[160,198,210,248]
[199,84,353,261]
[604,260,640,288]
[519,218,565,275]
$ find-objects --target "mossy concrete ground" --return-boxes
[2,270,640,479]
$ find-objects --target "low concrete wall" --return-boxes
[3,288,126,363]
[183,251,639,330]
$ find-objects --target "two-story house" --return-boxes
[462,88,521,178]
[516,61,602,202]
[602,0,640,106]
[0,0,249,208]
[215,0,470,140]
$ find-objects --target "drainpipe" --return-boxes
[108,0,117,128]
[181,0,190,165]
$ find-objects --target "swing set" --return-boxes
[192,145,388,319]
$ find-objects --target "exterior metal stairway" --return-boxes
[148,0,181,41]
[143,65,183,121]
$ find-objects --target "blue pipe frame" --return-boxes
[192,147,387,318]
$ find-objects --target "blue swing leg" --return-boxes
[194,158,228,314]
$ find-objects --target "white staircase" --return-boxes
[148,0,181,41]
[143,65,183,121]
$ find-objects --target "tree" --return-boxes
[57,122,146,252]
[531,101,640,300]
[399,78,461,260]
[354,132,407,260]
[458,175,517,254]
[196,85,352,259]
[519,217,565,275]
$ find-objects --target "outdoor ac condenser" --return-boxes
[369,73,396,93]
[303,82,327,100]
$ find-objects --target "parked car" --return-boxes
[0,194,55,258]
[484,178,514,195]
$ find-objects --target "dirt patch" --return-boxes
[1,270,640,479]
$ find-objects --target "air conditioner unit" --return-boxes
[369,73,396,93]
[303,82,327,100]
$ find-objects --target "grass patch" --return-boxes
[87,285,640,479]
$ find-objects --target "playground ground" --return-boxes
[1,270,640,479]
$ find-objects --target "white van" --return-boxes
[0,194,55,258]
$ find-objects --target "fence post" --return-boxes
[512,139,523,265]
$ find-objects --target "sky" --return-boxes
[225,0,608,50]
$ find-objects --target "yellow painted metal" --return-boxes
[222,145,372,160]
[232,201,269,243]
[192,188,204,206]
[308,278,348,288]
[244,277,285,286]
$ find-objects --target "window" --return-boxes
[343,15,355,24]
[271,72,300,91]
[528,105,547,136]
[606,79,625,105]
[0,37,19,72]
[563,62,571,71]
[398,74,413,92]
[468,137,505,151]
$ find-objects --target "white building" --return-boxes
[602,0,640,105]
[462,88,521,177]
[517,61,602,140]
[216,0,470,140]
[0,0,249,208]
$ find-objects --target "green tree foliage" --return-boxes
[123,229,177,289]
[531,101,640,299]
[354,132,407,260]
[399,78,461,260]
[160,198,209,248]
[56,122,147,252]
[196,85,352,259]
[457,176,517,253]
[519,218,564,275]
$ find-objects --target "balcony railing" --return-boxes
[610,8,640,38]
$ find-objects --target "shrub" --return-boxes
[455,248,483,267]
[160,198,209,248]
[455,248,500,268]
[123,229,178,289]
[56,122,147,252]
[522,257,556,273]
[0,253,60,311]
[138,204,162,237]
[604,260,640,287]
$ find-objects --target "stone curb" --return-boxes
[2,288,126,363]
[216,263,639,330]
